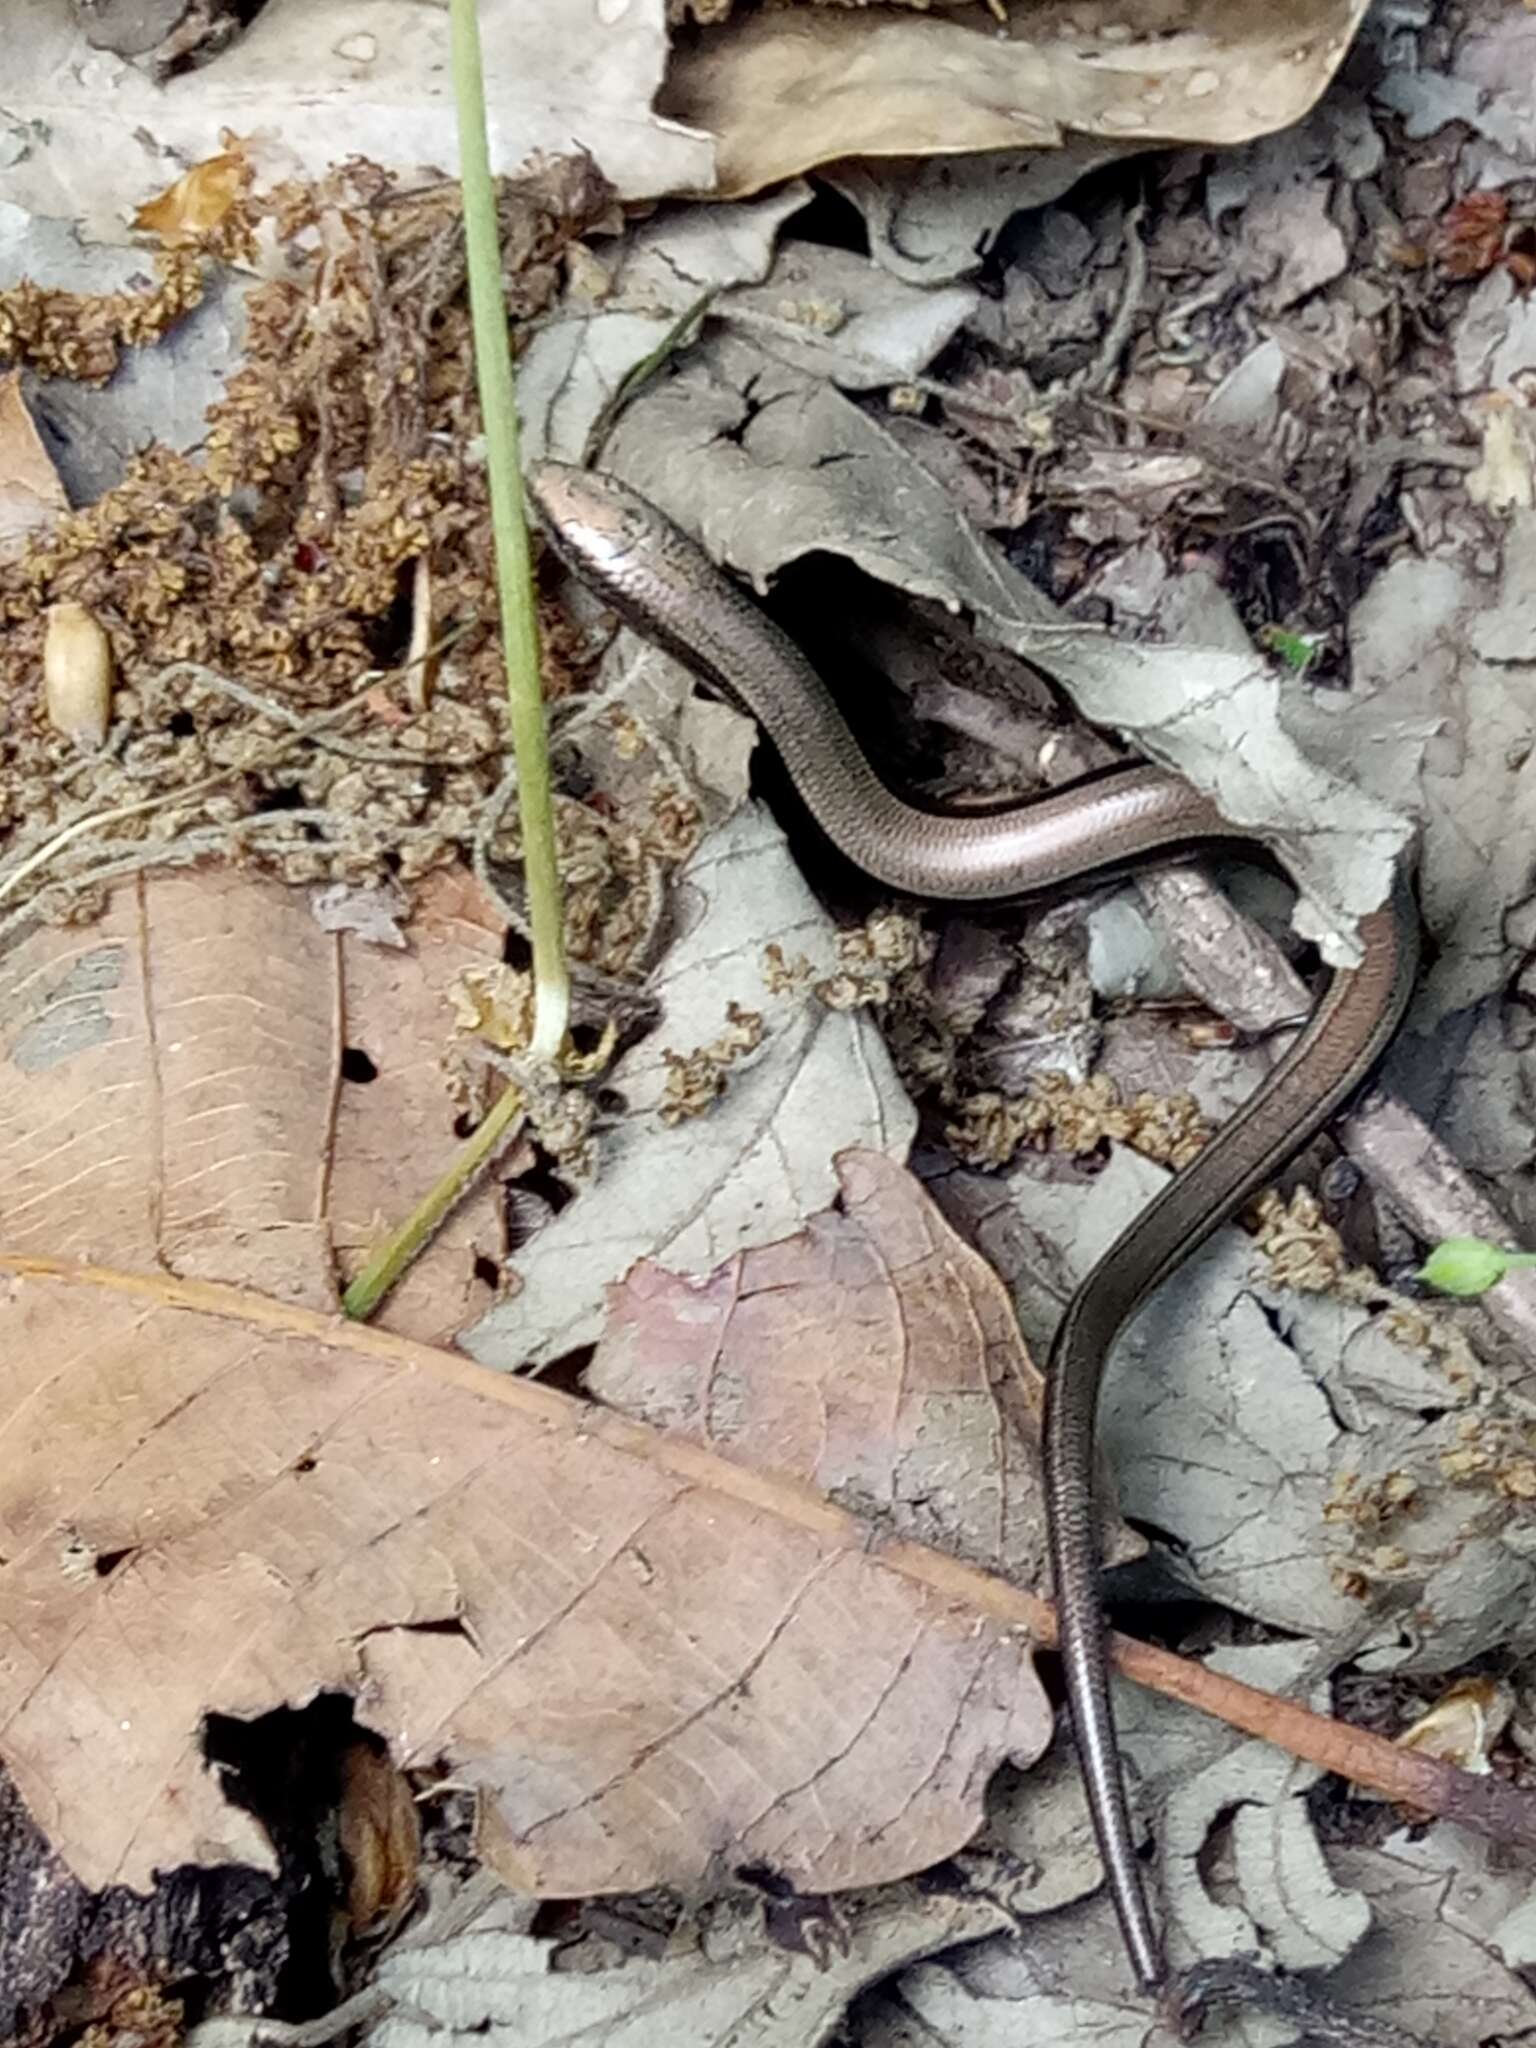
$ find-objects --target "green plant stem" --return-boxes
[342,1088,527,1322]
[343,0,569,1323]
[451,0,568,1060]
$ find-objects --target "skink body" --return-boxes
[530,461,1418,1991]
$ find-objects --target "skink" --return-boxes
[529,461,1418,1991]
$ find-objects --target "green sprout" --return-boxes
[1417,1236,1536,1299]
[1259,625,1322,677]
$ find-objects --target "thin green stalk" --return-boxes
[343,0,569,1322]
[342,1088,527,1321]
[451,0,568,1059]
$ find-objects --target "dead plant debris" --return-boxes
[0,249,208,386]
[0,151,694,984]
[946,1069,1210,1173]
[659,1002,767,1123]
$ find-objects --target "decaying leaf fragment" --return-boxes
[364,1883,1013,2048]
[133,147,253,244]
[0,866,509,1342]
[0,371,70,563]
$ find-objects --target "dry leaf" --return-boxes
[0,867,504,1339]
[1,0,705,235]
[1434,190,1511,279]
[588,1148,1140,1585]
[327,866,509,1343]
[0,874,1057,1906]
[0,1253,1052,1897]
[662,0,1376,199]
[0,370,69,563]
[133,149,252,245]
[338,1739,422,1942]
[363,1884,1013,2048]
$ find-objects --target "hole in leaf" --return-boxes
[538,1343,595,1398]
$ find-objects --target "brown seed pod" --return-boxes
[43,600,114,747]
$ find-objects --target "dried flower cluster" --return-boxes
[946,1069,1209,1173]
[0,249,206,384]
[0,152,710,984]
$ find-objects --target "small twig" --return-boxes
[1067,197,1148,397]
[1148,274,1231,363]
[911,679,1100,775]
[0,771,232,908]
[1080,1612,1536,1856]
[1077,392,1322,541]
[0,812,467,954]
[1136,865,1311,1038]
[916,679,1313,1035]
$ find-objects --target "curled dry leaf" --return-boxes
[365,1884,1014,2048]
[338,1739,423,1944]
[662,0,1377,198]
[1395,1678,1513,1779]
[131,148,253,245]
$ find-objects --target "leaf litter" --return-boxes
[0,1223,1055,1898]
[349,1881,1013,2048]
[9,4,1536,2048]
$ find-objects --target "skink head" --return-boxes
[528,463,654,591]
[526,460,765,726]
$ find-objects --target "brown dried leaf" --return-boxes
[0,866,502,1339]
[337,1738,422,1943]
[328,866,509,1343]
[132,148,252,246]
[588,1148,1138,1583]
[0,874,1058,1902]
[0,1253,1053,1896]
[0,372,69,564]
[1434,191,1511,281]
[662,0,1376,199]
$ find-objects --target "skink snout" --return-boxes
[528,462,650,582]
